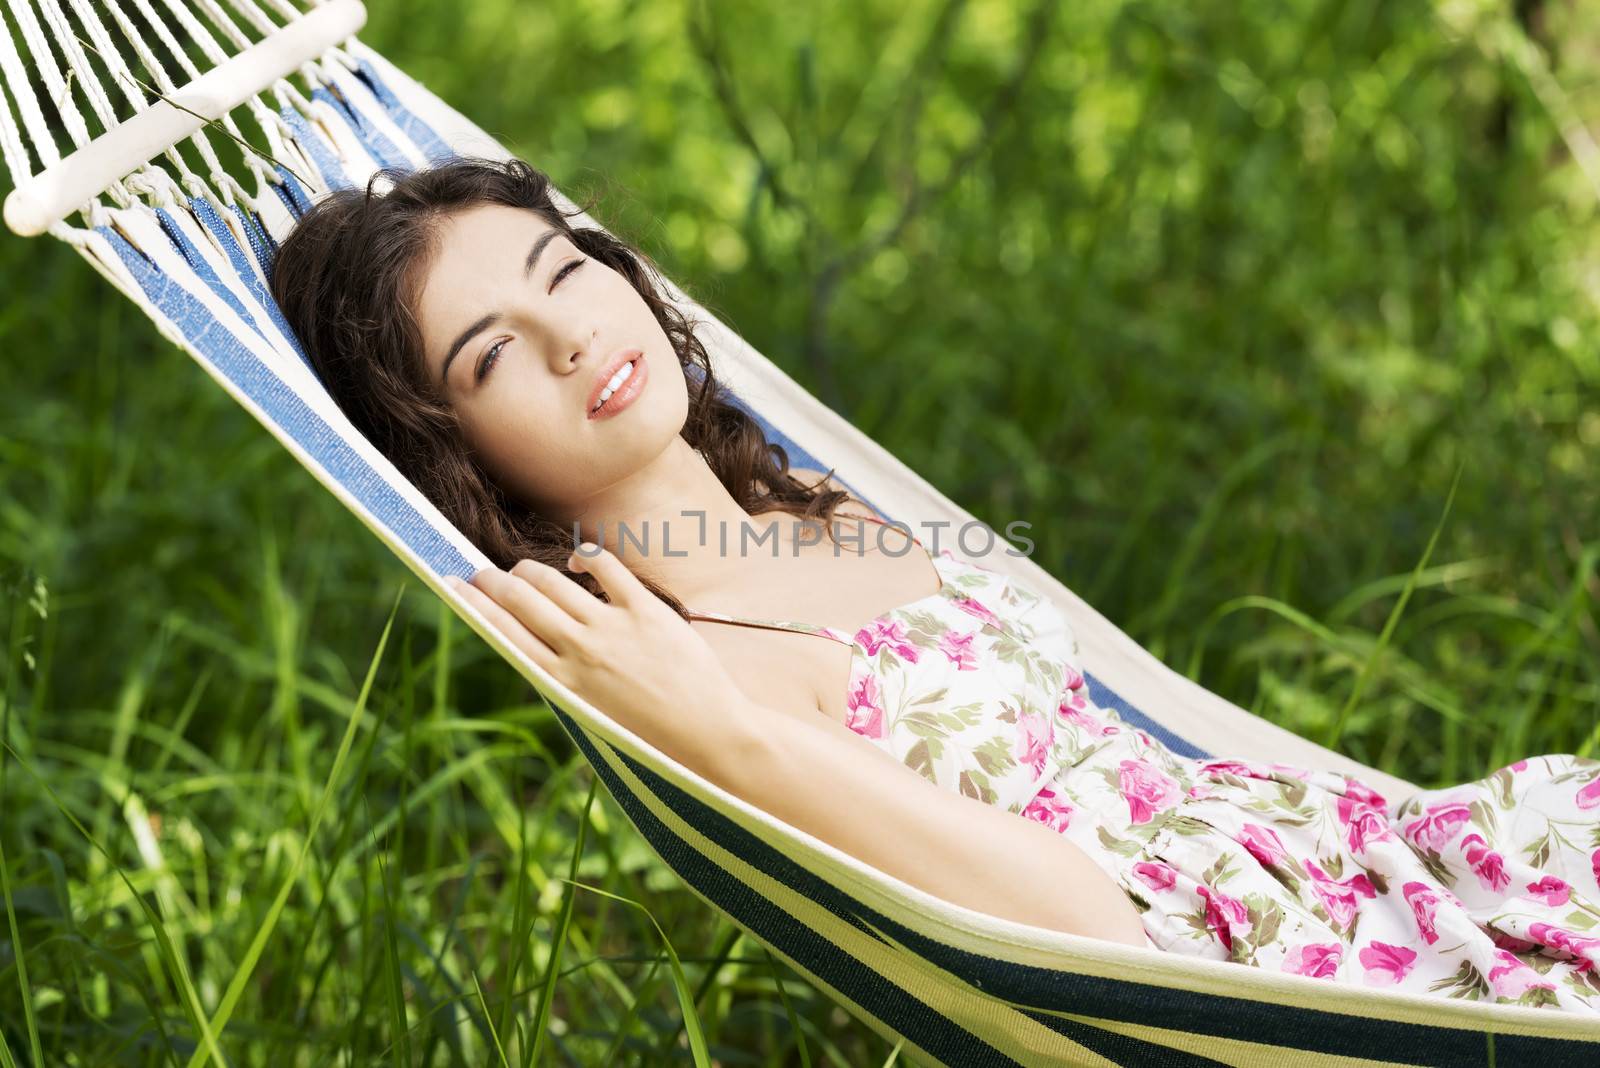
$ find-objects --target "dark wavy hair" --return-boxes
[267,155,851,615]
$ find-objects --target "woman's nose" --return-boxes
[549,326,597,373]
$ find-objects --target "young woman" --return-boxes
[269,155,1600,1013]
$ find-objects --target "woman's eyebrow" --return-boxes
[438,229,563,384]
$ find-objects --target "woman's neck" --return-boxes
[562,437,801,602]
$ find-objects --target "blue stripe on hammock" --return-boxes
[227,200,280,281]
[271,163,314,220]
[181,197,311,376]
[564,705,1594,1066]
[347,57,457,164]
[276,105,355,192]
[311,85,413,172]
[1086,676,1211,759]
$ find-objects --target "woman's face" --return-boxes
[412,203,688,517]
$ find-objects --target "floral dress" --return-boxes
[682,519,1600,1014]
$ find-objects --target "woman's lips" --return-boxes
[587,351,647,420]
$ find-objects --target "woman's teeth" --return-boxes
[593,359,636,411]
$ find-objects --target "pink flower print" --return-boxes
[1055,699,1100,732]
[1197,760,1261,780]
[1020,785,1074,833]
[1403,800,1472,852]
[1132,861,1177,893]
[1577,775,1600,810]
[1237,823,1289,868]
[1013,711,1053,777]
[1061,663,1084,692]
[1314,887,1367,929]
[845,674,885,739]
[1510,759,1529,773]
[1267,763,1312,781]
[1358,942,1418,986]
[1336,796,1394,854]
[1282,943,1343,979]
[855,618,919,662]
[1473,855,1510,895]
[1342,778,1390,816]
[1491,930,1539,954]
[1460,834,1510,893]
[1197,885,1250,953]
[1118,759,1181,824]
[951,595,1003,631]
[936,630,979,671]
[1306,860,1377,928]
[1592,848,1600,889]
[1401,882,1441,946]
[1524,876,1571,908]
[1488,950,1557,1000]
[1528,923,1600,971]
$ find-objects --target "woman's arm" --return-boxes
[702,691,1153,950]
[451,549,1152,951]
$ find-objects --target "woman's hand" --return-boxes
[445,544,751,768]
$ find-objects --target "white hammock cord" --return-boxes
[4,0,94,152]
[53,0,220,212]
[93,0,264,214]
[195,0,334,181]
[0,70,29,183]
[0,6,53,181]
[150,0,303,187]
[154,0,330,169]
[119,0,277,198]
[49,0,140,114]
[220,0,276,37]
[224,0,326,93]
[31,0,125,133]
[2,0,140,213]
[189,0,251,52]
[256,0,303,22]
[1,0,362,233]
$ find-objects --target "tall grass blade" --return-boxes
[1325,465,1463,750]
[183,584,408,1068]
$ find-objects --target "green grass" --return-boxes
[0,0,1597,1062]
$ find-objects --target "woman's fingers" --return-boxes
[567,542,644,611]
[470,567,585,653]
[509,557,600,626]
[446,576,558,671]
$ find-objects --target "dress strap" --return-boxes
[682,608,856,647]
[679,511,921,646]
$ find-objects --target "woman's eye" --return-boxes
[475,259,584,383]
[550,258,584,290]
[477,339,507,382]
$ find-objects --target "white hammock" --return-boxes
[3,1,1596,1063]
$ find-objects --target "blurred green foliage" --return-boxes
[0,0,1597,1062]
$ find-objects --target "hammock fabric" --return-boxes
[3,1,1596,1063]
